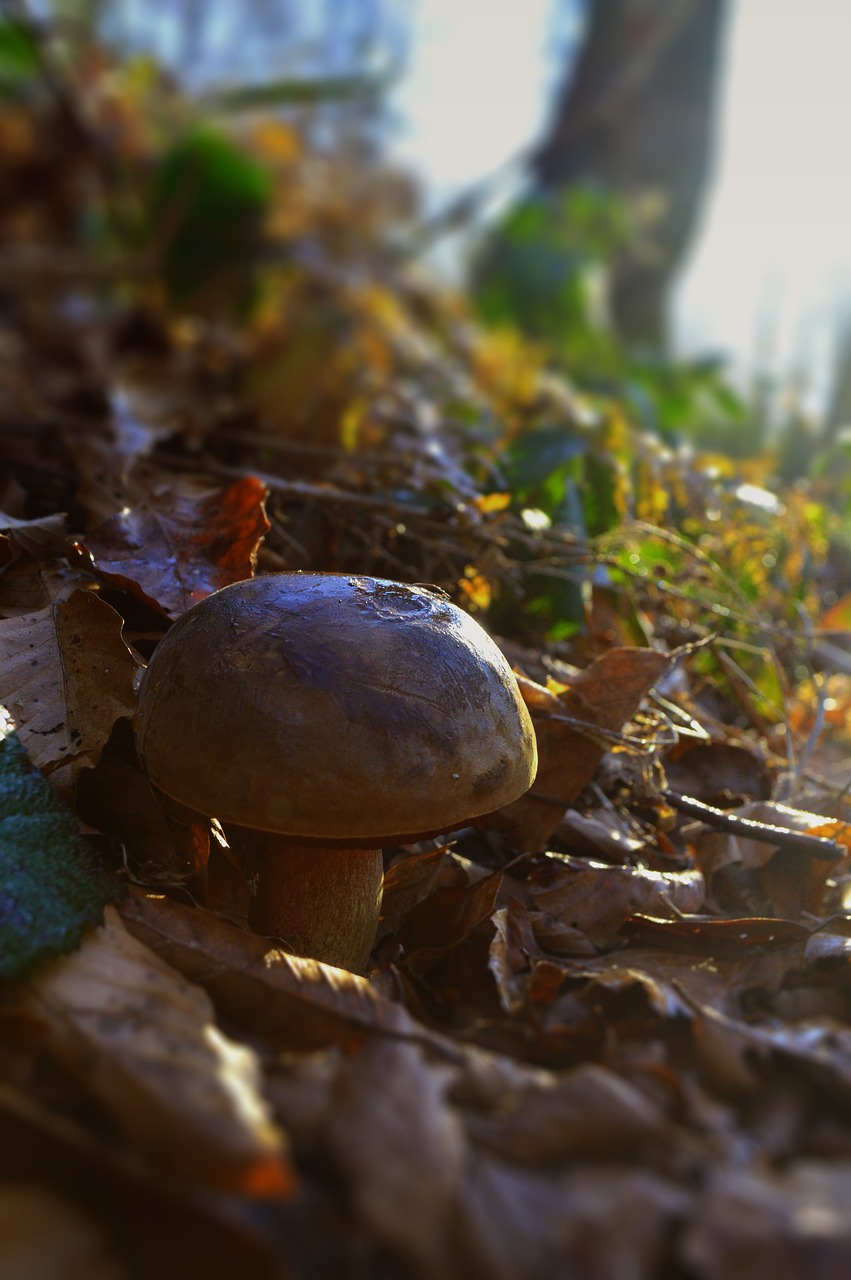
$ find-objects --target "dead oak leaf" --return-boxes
[0,511,69,567]
[682,1161,851,1278]
[79,472,270,619]
[118,887,450,1053]
[464,1060,671,1165]
[0,589,138,793]
[22,907,293,1197]
[326,1038,466,1280]
[690,800,849,916]
[397,869,504,972]
[458,1157,686,1280]
[522,852,704,947]
[487,646,674,852]
[0,1080,284,1277]
[0,556,96,620]
[0,1186,124,1280]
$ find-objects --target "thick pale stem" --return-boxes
[238,833,384,973]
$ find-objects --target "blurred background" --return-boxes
[42,0,851,445]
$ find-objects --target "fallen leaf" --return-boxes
[689,800,849,915]
[561,946,774,1026]
[79,471,270,618]
[0,510,68,562]
[458,1157,686,1280]
[684,994,851,1100]
[22,907,293,1196]
[464,1061,671,1163]
[118,887,447,1052]
[553,807,647,860]
[487,899,537,1015]
[618,914,811,957]
[326,1038,466,1280]
[378,847,448,940]
[0,555,95,619]
[488,647,674,851]
[0,1080,282,1280]
[0,589,138,792]
[398,869,504,971]
[523,852,704,946]
[0,1184,124,1280]
[76,719,210,882]
[690,801,849,879]
[664,741,772,805]
[681,1162,851,1279]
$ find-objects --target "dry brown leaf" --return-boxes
[118,887,447,1052]
[569,943,796,1025]
[524,853,704,946]
[398,869,504,970]
[0,1184,125,1280]
[664,741,772,804]
[0,588,138,792]
[0,1081,282,1280]
[686,994,851,1100]
[22,907,293,1196]
[690,800,848,878]
[681,1162,851,1279]
[327,1038,466,1280]
[618,914,811,957]
[488,647,674,852]
[457,1158,686,1280]
[0,557,94,619]
[554,807,647,860]
[76,720,210,881]
[488,901,536,1014]
[378,846,448,940]
[463,1060,671,1163]
[79,471,270,618]
[690,800,849,915]
[0,511,68,562]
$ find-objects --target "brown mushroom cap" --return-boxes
[134,573,537,841]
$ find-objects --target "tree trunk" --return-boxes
[534,0,729,348]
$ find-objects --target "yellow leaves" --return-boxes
[470,327,546,412]
[458,565,492,612]
[340,398,368,452]
[355,282,408,336]
[821,592,851,630]
[472,492,512,515]
[247,119,302,166]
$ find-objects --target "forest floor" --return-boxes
[3,18,851,1279]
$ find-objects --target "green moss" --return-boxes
[0,722,115,979]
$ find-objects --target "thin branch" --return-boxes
[663,789,846,862]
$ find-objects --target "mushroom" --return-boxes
[134,573,537,971]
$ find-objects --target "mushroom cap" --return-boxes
[134,573,537,842]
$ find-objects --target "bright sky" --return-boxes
[390,0,562,197]
[392,0,851,414]
[673,0,851,412]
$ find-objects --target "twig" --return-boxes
[662,789,846,862]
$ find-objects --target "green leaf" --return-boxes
[583,451,620,536]
[0,16,40,91]
[148,126,273,309]
[0,714,114,980]
[505,425,586,495]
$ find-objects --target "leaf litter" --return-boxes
[1,22,851,1279]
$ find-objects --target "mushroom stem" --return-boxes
[234,830,384,973]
